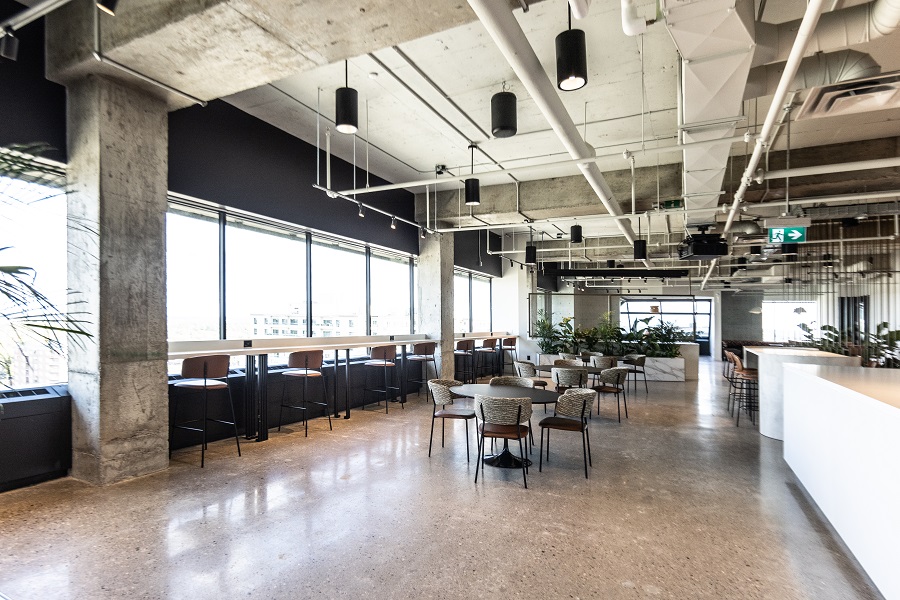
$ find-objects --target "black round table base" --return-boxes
[483,448,532,469]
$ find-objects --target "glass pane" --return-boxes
[167,207,220,342]
[454,273,470,333]
[413,262,420,334]
[311,239,366,355]
[762,301,818,342]
[471,276,491,331]
[1,176,68,388]
[370,252,410,335]
[225,218,307,340]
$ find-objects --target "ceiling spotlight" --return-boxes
[510,259,514,268]
[390,216,396,230]
[97,0,119,16]
[464,144,480,206]
[420,227,426,239]
[556,5,587,91]
[1,28,18,61]
[491,88,517,138]
[570,224,583,244]
[357,203,365,218]
[335,60,358,135]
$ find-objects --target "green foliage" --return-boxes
[595,312,625,356]
[532,309,563,354]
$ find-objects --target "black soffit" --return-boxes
[543,268,690,278]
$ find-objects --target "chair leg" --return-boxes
[277,379,287,432]
[464,419,470,463]
[582,428,589,479]
[616,393,621,423]
[169,392,178,459]
[226,383,241,458]
[475,431,486,483]
[441,417,446,448]
[539,428,544,472]
[323,377,332,431]
[622,388,628,419]
[586,427,592,467]
[518,436,527,489]
[642,369,648,393]
[428,412,436,457]
[303,375,309,438]
[201,386,208,468]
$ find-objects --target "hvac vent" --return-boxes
[796,71,900,120]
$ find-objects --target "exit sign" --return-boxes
[768,226,807,243]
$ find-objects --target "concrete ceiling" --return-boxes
[220,0,900,243]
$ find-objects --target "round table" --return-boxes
[450,384,560,469]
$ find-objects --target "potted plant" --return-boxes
[532,309,563,355]
[595,311,624,357]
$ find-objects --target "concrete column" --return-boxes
[418,232,454,379]
[66,76,169,485]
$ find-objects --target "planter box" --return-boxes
[644,357,685,381]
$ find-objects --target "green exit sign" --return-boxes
[768,226,807,243]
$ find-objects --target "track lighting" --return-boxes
[357,203,365,218]
[555,5,587,91]
[335,60,358,135]
[491,87,517,138]
[1,28,18,61]
[390,216,396,230]
[97,0,119,16]
[464,144,480,206]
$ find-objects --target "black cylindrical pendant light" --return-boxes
[570,224,583,244]
[556,6,587,91]
[750,245,762,256]
[464,144,480,206]
[634,239,647,260]
[491,91,517,138]
[335,61,358,134]
[525,244,537,265]
[606,259,615,269]
[97,0,119,16]
[781,243,798,255]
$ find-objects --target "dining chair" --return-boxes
[551,367,588,393]
[623,353,648,393]
[513,360,548,389]
[278,349,331,436]
[170,354,241,468]
[559,353,580,362]
[488,376,534,388]
[592,367,629,422]
[555,357,581,366]
[474,395,532,489]
[538,388,595,478]
[426,379,476,462]
[589,355,616,386]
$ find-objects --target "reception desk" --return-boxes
[743,347,860,440]
[783,365,900,600]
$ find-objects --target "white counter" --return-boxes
[743,347,861,440]
[784,365,900,600]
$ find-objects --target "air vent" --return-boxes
[796,71,900,120]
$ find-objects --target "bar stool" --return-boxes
[406,342,438,400]
[454,339,475,383]
[278,350,332,436]
[363,345,401,413]
[474,337,499,379]
[500,337,518,374]
[170,354,241,468]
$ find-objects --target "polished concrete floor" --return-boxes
[0,359,883,599]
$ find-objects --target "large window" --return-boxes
[225,218,307,340]
[762,301,818,342]
[370,251,411,335]
[167,206,220,341]
[620,297,712,340]
[311,239,366,339]
[454,273,470,332]
[471,276,491,331]
[1,175,68,388]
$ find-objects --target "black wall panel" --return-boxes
[453,230,502,276]
[169,101,419,254]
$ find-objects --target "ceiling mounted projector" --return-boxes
[678,233,728,260]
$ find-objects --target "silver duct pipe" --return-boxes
[466,0,643,255]
[744,49,881,100]
[702,0,827,289]
[754,0,900,67]
[763,155,900,180]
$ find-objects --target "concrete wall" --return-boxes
[721,292,763,340]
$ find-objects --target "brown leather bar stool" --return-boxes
[363,345,401,413]
[406,342,438,400]
[454,339,475,384]
[170,354,241,468]
[500,337,518,374]
[474,337,499,379]
[278,349,332,436]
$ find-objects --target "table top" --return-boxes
[534,363,612,374]
[168,336,436,360]
[450,384,560,405]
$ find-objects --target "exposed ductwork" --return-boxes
[466,0,642,254]
[754,0,900,67]
[568,0,592,20]
[744,49,881,100]
[621,0,648,36]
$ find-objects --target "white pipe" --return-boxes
[466,0,643,255]
[704,0,828,290]
[569,0,591,19]
[621,0,647,36]
[1,0,71,32]
[341,135,747,196]
[763,156,900,180]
